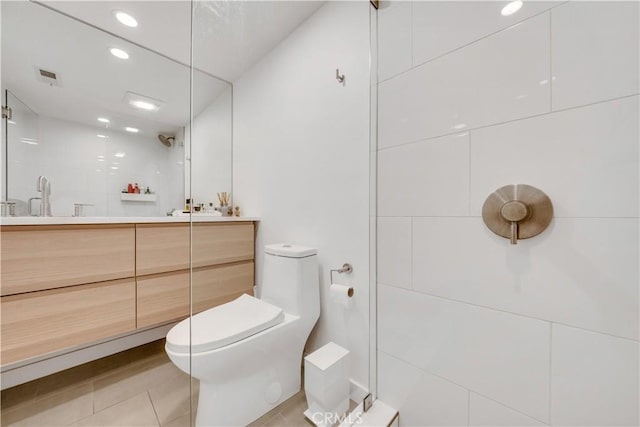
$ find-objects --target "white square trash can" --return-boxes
[304,342,350,427]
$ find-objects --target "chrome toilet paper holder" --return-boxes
[330,263,353,283]
[330,264,354,297]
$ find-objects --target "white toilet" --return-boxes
[165,243,320,427]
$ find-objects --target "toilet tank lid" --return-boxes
[265,243,317,258]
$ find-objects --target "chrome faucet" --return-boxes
[36,175,52,216]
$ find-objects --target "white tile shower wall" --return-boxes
[551,1,640,110]
[469,393,546,427]
[550,325,640,426]
[233,1,371,389]
[21,116,183,217]
[377,351,469,426]
[376,1,639,426]
[378,284,551,421]
[378,12,550,149]
[411,1,560,68]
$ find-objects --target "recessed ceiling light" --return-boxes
[131,100,157,111]
[125,127,139,133]
[501,0,523,16]
[123,92,164,112]
[97,134,108,138]
[110,48,129,60]
[111,166,119,170]
[97,117,110,123]
[114,11,138,28]
[114,152,126,158]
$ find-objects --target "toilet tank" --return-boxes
[261,244,320,322]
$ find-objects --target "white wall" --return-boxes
[233,1,371,390]
[376,1,639,426]
[6,115,184,217]
[185,86,232,208]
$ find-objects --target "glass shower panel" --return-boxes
[188,3,235,425]
[3,91,39,216]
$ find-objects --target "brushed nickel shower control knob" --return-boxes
[500,200,529,222]
[482,184,553,245]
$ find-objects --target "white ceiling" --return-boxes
[1,1,228,138]
[1,1,324,139]
[41,0,325,82]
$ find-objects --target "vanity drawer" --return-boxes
[192,261,254,314]
[135,262,255,328]
[0,225,135,296]
[136,223,190,276]
[1,278,136,365]
[192,222,254,268]
[137,270,189,328]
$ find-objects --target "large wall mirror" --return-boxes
[1,1,231,217]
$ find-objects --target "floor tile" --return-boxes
[161,412,193,427]
[71,391,159,427]
[148,369,196,425]
[0,381,38,411]
[1,382,93,427]
[93,358,179,412]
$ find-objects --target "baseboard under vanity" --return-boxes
[0,322,176,390]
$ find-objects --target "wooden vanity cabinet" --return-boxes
[135,223,189,276]
[0,220,256,366]
[1,279,136,364]
[136,270,189,328]
[0,224,135,296]
[134,222,255,327]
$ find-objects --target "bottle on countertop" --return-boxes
[134,183,140,194]
[127,183,133,193]
[185,198,191,212]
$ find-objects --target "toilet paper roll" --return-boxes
[330,284,354,308]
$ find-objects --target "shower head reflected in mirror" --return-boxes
[158,134,175,147]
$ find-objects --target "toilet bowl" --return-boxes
[166,244,320,427]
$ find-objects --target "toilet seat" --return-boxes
[166,294,285,354]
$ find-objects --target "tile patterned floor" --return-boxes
[0,340,319,427]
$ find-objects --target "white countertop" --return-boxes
[0,215,260,226]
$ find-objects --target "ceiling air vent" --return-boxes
[33,66,62,87]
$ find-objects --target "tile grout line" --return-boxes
[548,323,553,426]
[410,1,414,68]
[379,3,569,85]
[468,131,472,217]
[146,390,162,427]
[379,349,549,425]
[467,389,471,426]
[377,92,640,153]
[378,284,640,343]
[549,9,553,112]
[410,217,414,290]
